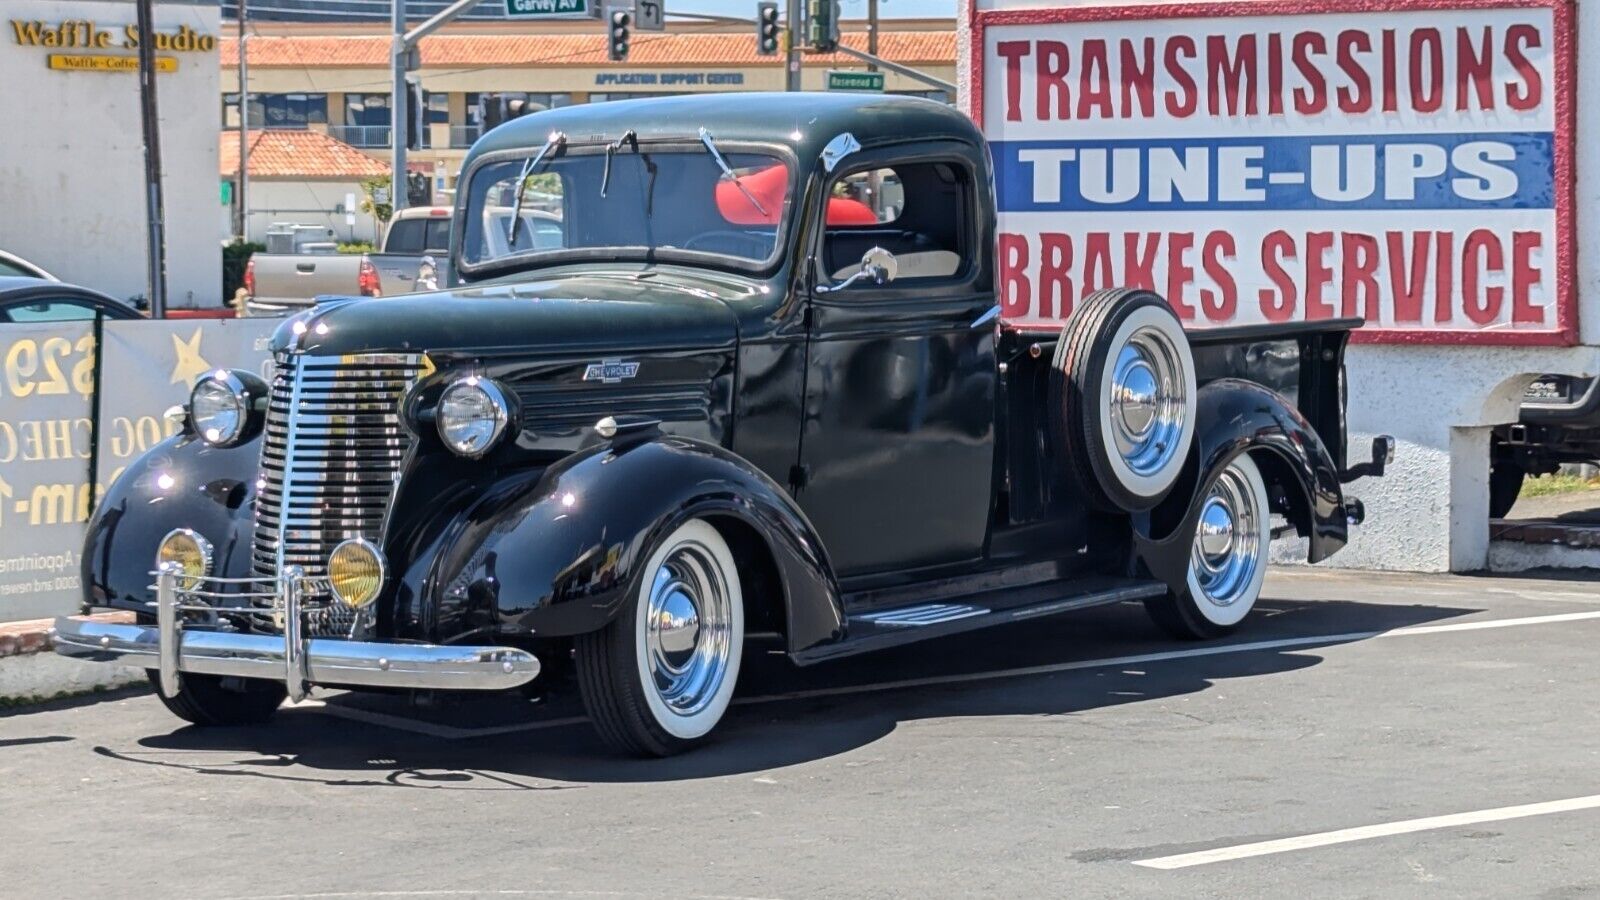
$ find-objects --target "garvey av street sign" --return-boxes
[827,70,884,92]
[505,0,590,18]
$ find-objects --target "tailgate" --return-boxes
[249,255,360,304]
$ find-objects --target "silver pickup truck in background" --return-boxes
[242,206,452,316]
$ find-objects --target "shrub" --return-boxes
[222,239,265,300]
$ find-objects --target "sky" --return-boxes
[676,0,956,20]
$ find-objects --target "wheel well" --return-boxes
[704,514,786,637]
[1248,447,1311,539]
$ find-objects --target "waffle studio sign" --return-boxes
[10,18,216,72]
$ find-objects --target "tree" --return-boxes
[359,175,394,229]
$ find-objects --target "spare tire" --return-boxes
[1049,288,1197,512]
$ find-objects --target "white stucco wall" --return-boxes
[0,0,221,308]
[244,180,381,246]
[960,0,1598,572]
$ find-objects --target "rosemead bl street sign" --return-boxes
[826,70,884,92]
[505,0,590,17]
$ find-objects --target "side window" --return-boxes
[5,298,100,322]
[385,219,425,254]
[821,161,969,285]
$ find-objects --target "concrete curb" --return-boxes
[0,614,145,703]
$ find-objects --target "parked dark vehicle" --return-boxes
[0,276,142,322]
[56,95,1391,756]
[0,249,57,281]
[1490,374,1600,517]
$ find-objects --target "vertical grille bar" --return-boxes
[252,352,422,584]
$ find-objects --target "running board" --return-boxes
[792,577,1167,665]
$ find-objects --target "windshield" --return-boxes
[460,147,791,270]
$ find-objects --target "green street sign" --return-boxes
[220,180,232,206]
[505,0,589,16]
[826,70,884,92]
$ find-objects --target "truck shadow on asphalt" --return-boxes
[97,595,1472,787]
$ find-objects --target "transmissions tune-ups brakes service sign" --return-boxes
[972,0,1574,344]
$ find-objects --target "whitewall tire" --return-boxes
[1145,453,1272,639]
[577,518,744,756]
[1051,289,1198,512]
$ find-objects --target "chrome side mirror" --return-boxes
[819,246,897,294]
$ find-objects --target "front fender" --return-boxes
[431,435,844,653]
[1133,378,1347,589]
[82,433,261,615]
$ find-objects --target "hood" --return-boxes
[271,269,747,358]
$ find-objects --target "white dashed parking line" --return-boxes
[1133,794,1600,869]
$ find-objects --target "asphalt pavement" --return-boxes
[3,568,1599,899]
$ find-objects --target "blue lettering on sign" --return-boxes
[992,132,1553,213]
[594,72,745,87]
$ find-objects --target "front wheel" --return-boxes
[576,518,745,757]
[147,671,287,726]
[1145,454,1272,640]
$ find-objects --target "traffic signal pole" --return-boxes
[785,0,802,90]
[390,0,481,214]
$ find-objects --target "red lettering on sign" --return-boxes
[1201,232,1238,322]
[1120,37,1156,118]
[1505,24,1542,110]
[1166,232,1196,318]
[1037,40,1071,120]
[1123,232,1160,291]
[1083,232,1114,294]
[1207,34,1258,115]
[1386,230,1430,323]
[1456,26,1494,111]
[1410,28,1445,113]
[996,41,1030,123]
[1462,228,1504,325]
[999,233,1030,316]
[1340,232,1380,321]
[1078,38,1113,119]
[1039,232,1074,319]
[1336,30,1372,113]
[1305,232,1335,320]
[1164,35,1198,116]
[1511,231,1544,324]
[1292,32,1327,114]
[1259,230,1297,323]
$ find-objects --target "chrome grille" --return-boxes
[252,352,422,585]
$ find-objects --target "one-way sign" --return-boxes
[506,0,590,16]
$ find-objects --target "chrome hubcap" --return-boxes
[645,541,733,718]
[1190,464,1262,607]
[1110,327,1188,478]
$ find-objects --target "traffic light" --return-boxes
[804,0,839,52]
[405,77,425,150]
[608,7,632,62]
[755,1,779,56]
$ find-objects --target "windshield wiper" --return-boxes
[600,130,638,199]
[698,127,768,218]
[507,130,565,245]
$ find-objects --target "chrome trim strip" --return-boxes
[283,565,308,701]
[156,564,181,696]
[53,616,540,692]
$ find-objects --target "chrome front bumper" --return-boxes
[53,565,539,700]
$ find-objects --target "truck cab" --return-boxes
[59,94,1389,756]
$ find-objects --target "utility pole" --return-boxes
[785,0,802,91]
[236,0,249,240]
[135,0,167,317]
[391,0,408,216]
[866,0,878,73]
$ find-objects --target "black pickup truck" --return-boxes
[1492,375,1600,517]
[57,94,1391,756]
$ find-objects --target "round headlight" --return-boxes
[328,538,385,609]
[156,528,212,583]
[436,376,511,458]
[190,371,248,446]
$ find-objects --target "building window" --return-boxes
[345,93,392,126]
[224,93,328,129]
[426,92,450,124]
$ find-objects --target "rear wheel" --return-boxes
[147,671,286,726]
[1050,288,1197,512]
[1145,454,1272,640]
[1489,455,1524,519]
[576,518,744,757]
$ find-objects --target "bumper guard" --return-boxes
[53,564,539,700]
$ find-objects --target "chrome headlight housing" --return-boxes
[190,369,266,447]
[156,528,213,583]
[436,376,513,458]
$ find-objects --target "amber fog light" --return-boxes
[328,538,385,609]
[156,528,212,583]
